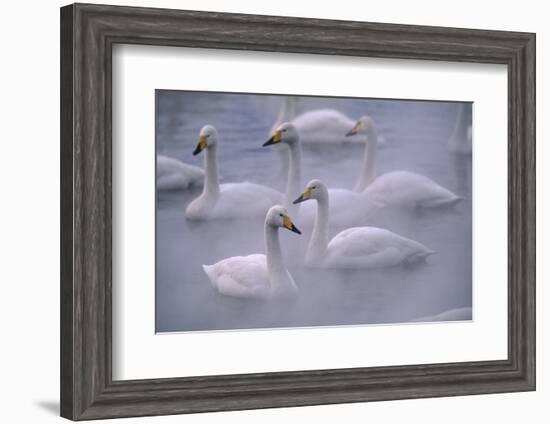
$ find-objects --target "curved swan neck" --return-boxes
[271,97,296,134]
[307,194,330,264]
[202,145,220,197]
[450,104,470,146]
[281,97,296,122]
[354,126,378,192]
[264,224,293,295]
[286,142,302,208]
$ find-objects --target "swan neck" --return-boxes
[307,195,330,264]
[265,225,288,287]
[354,128,377,192]
[286,142,302,208]
[271,97,296,133]
[450,104,470,145]
[203,145,220,197]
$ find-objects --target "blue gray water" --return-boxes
[155,90,472,332]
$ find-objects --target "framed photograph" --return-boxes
[60,3,535,420]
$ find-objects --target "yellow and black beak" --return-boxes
[293,187,312,204]
[345,122,360,137]
[263,130,282,147]
[193,136,208,156]
[282,215,301,235]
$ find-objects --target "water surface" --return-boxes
[155,91,472,332]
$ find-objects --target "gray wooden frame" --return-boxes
[60,3,536,421]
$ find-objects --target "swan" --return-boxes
[263,122,303,213]
[448,103,472,154]
[157,154,204,190]
[412,307,472,322]
[347,116,463,208]
[185,125,284,220]
[293,179,434,268]
[269,97,362,185]
[202,205,301,299]
[263,122,382,224]
[271,96,357,145]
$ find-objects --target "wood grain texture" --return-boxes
[60,4,75,419]
[60,3,536,420]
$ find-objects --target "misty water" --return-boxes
[155,91,472,333]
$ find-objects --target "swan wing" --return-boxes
[157,155,204,190]
[203,254,269,299]
[327,189,383,222]
[364,171,461,208]
[211,183,284,218]
[413,307,472,322]
[299,188,382,226]
[236,182,285,204]
[292,109,355,144]
[326,226,432,268]
[328,227,398,257]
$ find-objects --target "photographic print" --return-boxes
[155,90,472,333]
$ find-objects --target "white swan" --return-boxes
[347,116,463,208]
[271,97,357,145]
[269,97,362,185]
[202,205,301,299]
[294,180,434,268]
[412,307,472,322]
[293,109,357,145]
[263,122,382,224]
[448,103,472,155]
[263,123,303,213]
[185,125,283,220]
[156,155,204,190]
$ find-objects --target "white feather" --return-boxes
[351,116,462,209]
[185,125,283,220]
[298,180,434,269]
[363,171,463,208]
[202,206,299,300]
[156,155,204,190]
[187,182,284,220]
[299,188,382,226]
[293,109,356,145]
[203,254,270,299]
[323,226,434,269]
[412,307,472,322]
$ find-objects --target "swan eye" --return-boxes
[282,129,287,132]
[279,213,283,217]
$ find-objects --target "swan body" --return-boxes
[448,103,472,155]
[347,116,462,208]
[185,125,283,220]
[294,180,434,268]
[413,307,472,322]
[363,171,462,208]
[202,206,301,300]
[299,188,382,226]
[271,97,357,145]
[156,155,204,190]
[186,182,282,220]
[323,226,434,269]
[263,122,382,222]
[203,254,270,299]
[293,109,356,145]
[269,97,365,185]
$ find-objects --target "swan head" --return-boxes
[193,125,219,155]
[266,205,301,235]
[263,122,299,147]
[293,179,328,204]
[345,115,376,137]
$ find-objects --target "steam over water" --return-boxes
[155,91,472,332]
